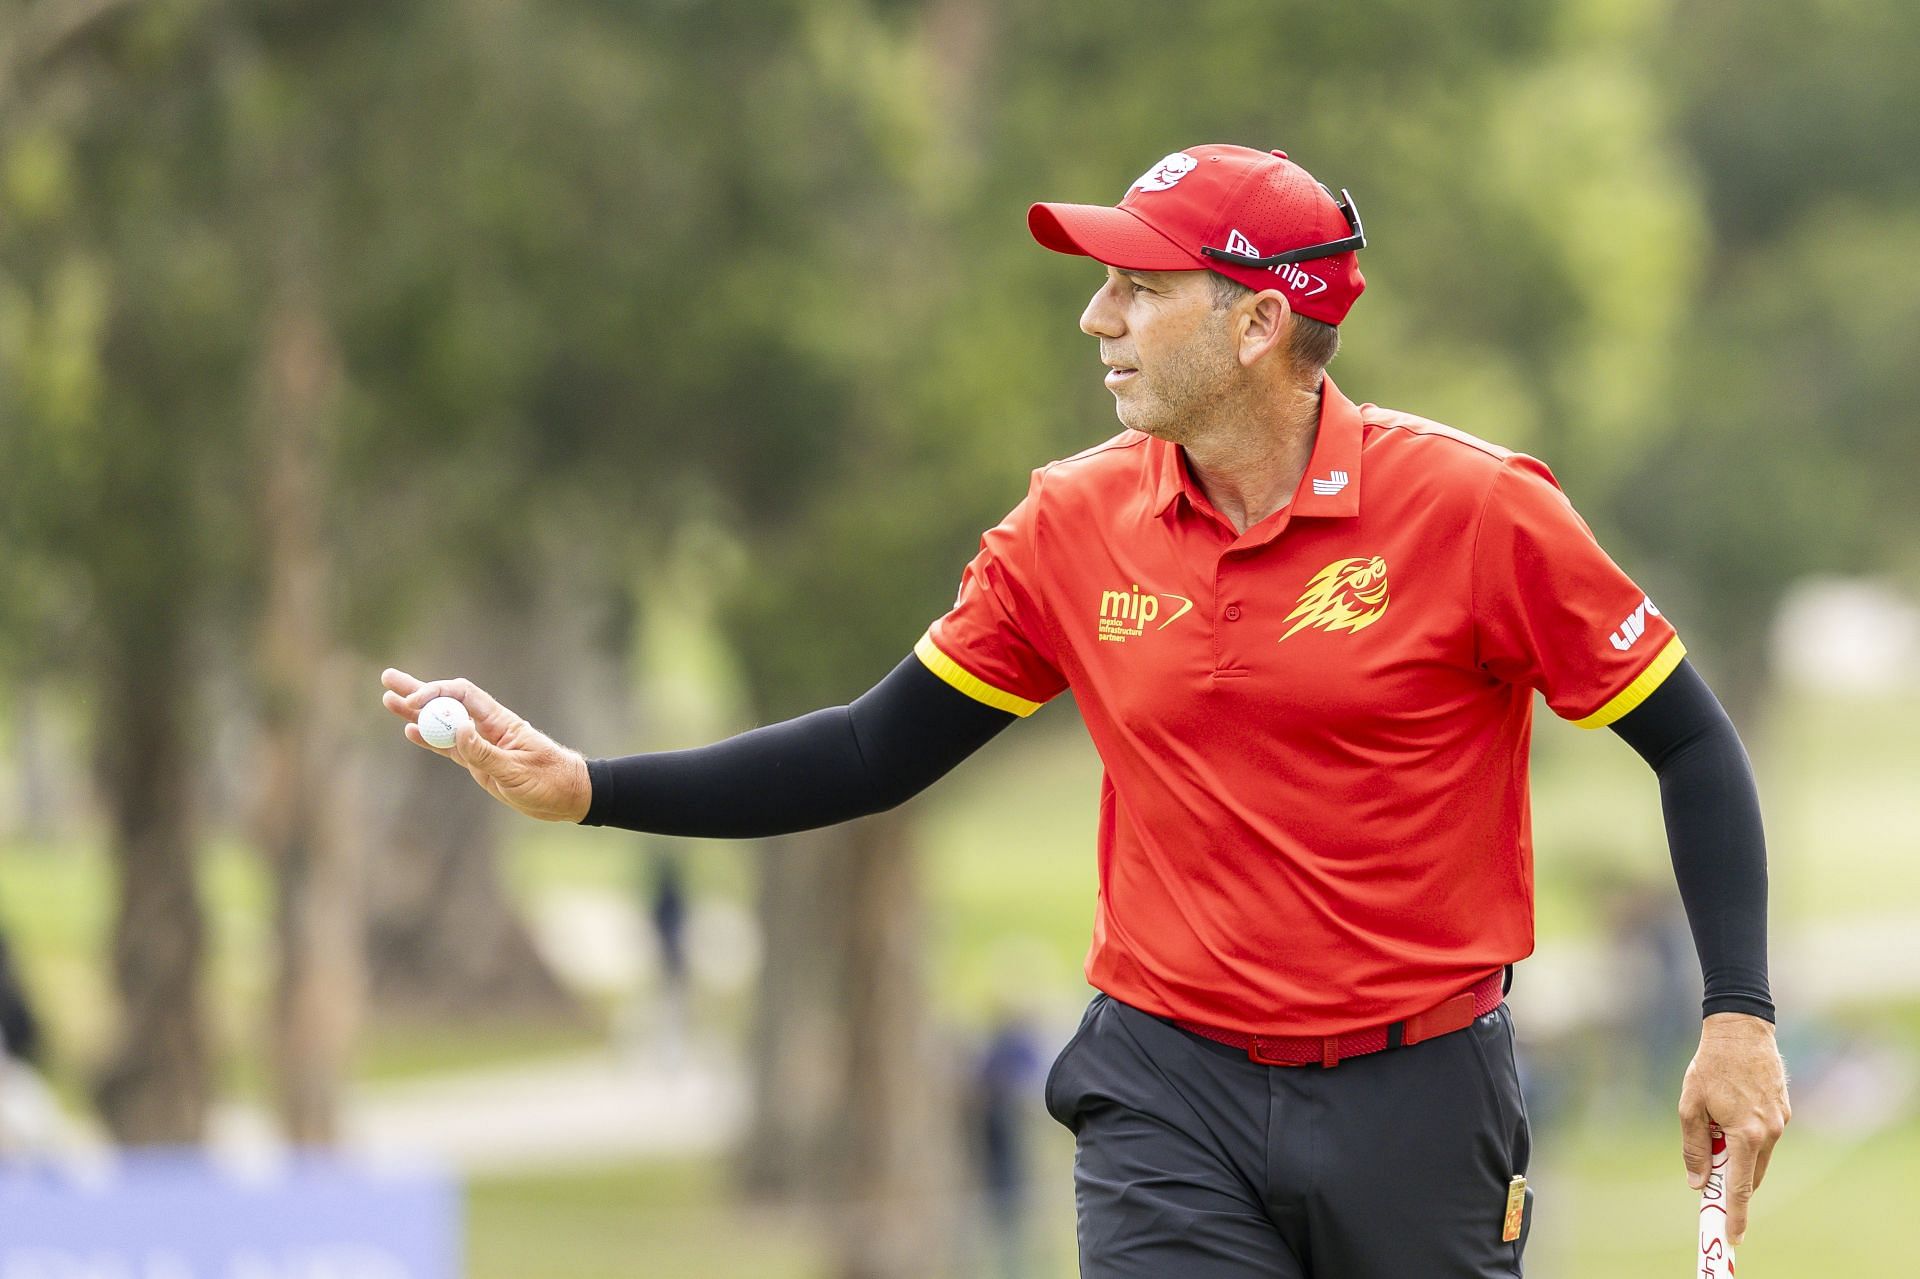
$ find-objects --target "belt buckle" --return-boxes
[1246,1036,1338,1068]
[1248,1037,1305,1067]
[1400,991,1475,1046]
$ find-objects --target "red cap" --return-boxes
[1028,144,1367,325]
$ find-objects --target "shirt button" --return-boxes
[1225,604,1242,621]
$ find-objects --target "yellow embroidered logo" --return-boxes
[1279,556,1390,641]
[1097,584,1194,644]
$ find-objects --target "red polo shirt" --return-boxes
[916,376,1684,1036]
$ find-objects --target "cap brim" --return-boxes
[1028,202,1203,271]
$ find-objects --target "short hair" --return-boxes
[1206,271,1340,374]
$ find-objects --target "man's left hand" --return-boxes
[1678,1012,1790,1246]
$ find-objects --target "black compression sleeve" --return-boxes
[1609,659,1775,1022]
[579,653,1017,837]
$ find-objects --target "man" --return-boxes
[0,926,54,1154]
[0,931,39,1072]
[381,143,1787,1276]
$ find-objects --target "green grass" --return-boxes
[461,1105,1920,1279]
[1530,1110,1920,1277]
[466,1158,818,1279]
[356,1017,609,1085]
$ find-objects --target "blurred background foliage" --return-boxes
[1,0,1916,1274]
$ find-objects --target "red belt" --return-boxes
[1173,971,1506,1068]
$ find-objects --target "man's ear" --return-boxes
[1236,288,1293,367]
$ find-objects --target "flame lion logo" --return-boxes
[1279,556,1389,641]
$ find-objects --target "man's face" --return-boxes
[1079,267,1239,442]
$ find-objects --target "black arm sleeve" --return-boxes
[580,653,1018,837]
[1609,658,1774,1022]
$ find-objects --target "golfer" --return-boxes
[382,143,1788,1276]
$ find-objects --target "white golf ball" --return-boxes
[417,696,471,749]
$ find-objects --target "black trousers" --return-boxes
[1045,992,1534,1278]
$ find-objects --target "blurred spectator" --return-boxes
[649,849,691,1065]
[0,926,62,1155]
[964,1014,1045,1279]
[0,932,39,1070]
[651,851,689,983]
[1603,877,1701,1111]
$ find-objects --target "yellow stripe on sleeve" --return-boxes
[914,632,1045,718]
[1573,636,1688,730]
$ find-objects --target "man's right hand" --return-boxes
[380,668,592,823]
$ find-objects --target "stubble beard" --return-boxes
[1115,327,1242,446]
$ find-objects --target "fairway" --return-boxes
[4,686,1915,1273]
[461,1108,1920,1277]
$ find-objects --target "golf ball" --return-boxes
[417,696,471,749]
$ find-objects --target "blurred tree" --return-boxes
[0,0,257,1141]
[252,277,362,1144]
[1618,0,1920,715]
[0,0,597,1139]
[1,0,1908,1259]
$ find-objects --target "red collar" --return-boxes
[1151,374,1364,522]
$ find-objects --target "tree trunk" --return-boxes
[364,699,578,1024]
[739,813,959,1279]
[739,830,850,1198]
[830,809,957,1279]
[362,566,584,1027]
[253,292,362,1144]
[9,683,61,842]
[93,619,209,1144]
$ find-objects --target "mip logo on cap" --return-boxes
[1224,229,1329,298]
[1131,152,1197,193]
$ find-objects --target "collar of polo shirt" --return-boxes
[1149,375,1365,529]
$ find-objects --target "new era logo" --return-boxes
[1225,228,1261,257]
[1221,226,1330,297]
[1311,469,1350,496]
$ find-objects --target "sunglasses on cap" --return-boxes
[1199,188,1367,269]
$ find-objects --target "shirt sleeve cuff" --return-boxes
[1573,636,1688,729]
[1701,993,1776,1024]
[913,632,1047,718]
[579,756,615,826]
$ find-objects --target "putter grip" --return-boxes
[1696,1124,1735,1277]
